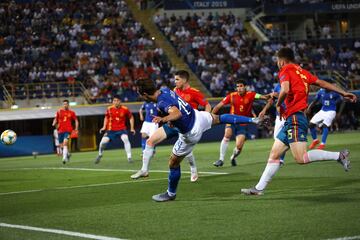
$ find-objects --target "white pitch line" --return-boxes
[0,222,125,240]
[0,167,229,175]
[325,236,360,240]
[0,177,168,196]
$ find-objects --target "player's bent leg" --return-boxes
[152,153,185,202]
[242,139,288,195]
[185,152,198,182]
[121,134,132,163]
[95,136,110,164]
[62,138,70,164]
[215,126,232,167]
[141,133,149,152]
[230,134,245,166]
[289,141,308,164]
[132,127,168,179]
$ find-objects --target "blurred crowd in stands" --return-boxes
[1,0,359,102]
[0,0,174,102]
[155,12,360,96]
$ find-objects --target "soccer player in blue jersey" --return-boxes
[307,87,342,150]
[139,101,158,153]
[136,78,263,202]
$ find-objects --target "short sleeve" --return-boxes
[105,108,110,118]
[221,94,231,105]
[307,72,318,84]
[126,108,133,118]
[72,111,77,120]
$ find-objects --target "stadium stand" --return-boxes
[156,12,360,96]
[0,0,174,105]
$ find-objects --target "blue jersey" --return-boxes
[157,87,195,134]
[316,89,341,111]
[274,83,286,116]
[141,102,158,122]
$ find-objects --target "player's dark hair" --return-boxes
[174,70,190,81]
[63,99,69,103]
[277,47,295,62]
[136,78,157,95]
[235,79,246,85]
[113,95,121,100]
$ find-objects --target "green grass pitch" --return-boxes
[0,132,360,240]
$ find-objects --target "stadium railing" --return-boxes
[4,81,91,105]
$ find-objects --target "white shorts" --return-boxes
[310,110,336,127]
[274,115,285,140]
[140,121,159,137]
[172,110,213,157]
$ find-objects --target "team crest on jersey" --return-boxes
[184,94,191,101]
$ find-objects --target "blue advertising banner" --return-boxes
[164,0,256,10]
[0,135,54,157]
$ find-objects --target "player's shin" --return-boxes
[219,137,229,161]
[303,150,340,163]
[141,144,154,172]
[168,166,181,196]
[121,134,132,159]
[219,114,254,124]
[321,127,329,144]
[99,137,109,156]
[141,138,147,151]
[63,145,68,161]
[310,127,317,140]
[255,159,281,191]
[186,152,197,171]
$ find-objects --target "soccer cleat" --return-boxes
[317,144,325,150]
[128,158,133,163]
[62,159,67,164]
[309,139,320,149]
[152,192,176,202]
[230,157,237,166]
[337,149,351,172]
[190,171,198,182]
[94,155,102,164]
[253,116,271,126]
[213,160,224,167]
[131,170,149,179]
[241,187,264,196]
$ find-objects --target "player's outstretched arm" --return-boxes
[211,102,224,114]
[314,79,357,102]
[129,115,135,135]
[152,106,182,124]
[259,98,274,119]
[99,116,107,133]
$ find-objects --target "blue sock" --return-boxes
[310,127,317,140]
[219,114,253,124]
[321,127,329,144]
[141,138,146,151]
[168,166,181,195]
[280,153,285,162]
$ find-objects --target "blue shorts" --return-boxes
[58,132,70,144]
[105,130,128,141]
[163,123,179,139]
[276,112,308,146]
[226,124,247,136]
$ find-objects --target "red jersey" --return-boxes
[56,109,77,133]
[106,105,132,131]
[279,63,318,118]
[222,91,256,117]
[174,87,208,110]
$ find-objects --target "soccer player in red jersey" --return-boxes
[52,99,79,164]
[242,47,357,195]
[95,95,135,164]
[212,80,269,167]
[131,70,211,182]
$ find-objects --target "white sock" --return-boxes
[99,137,109,156]
[62,146,68,160]
[186,152,197,172]
[255,159,281,191]
[121,134,132,159]
[304,150,340,163]
[56,146,62,155]
[219,137,230,161]
[230,147,241,159]
[141,144,154,172]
